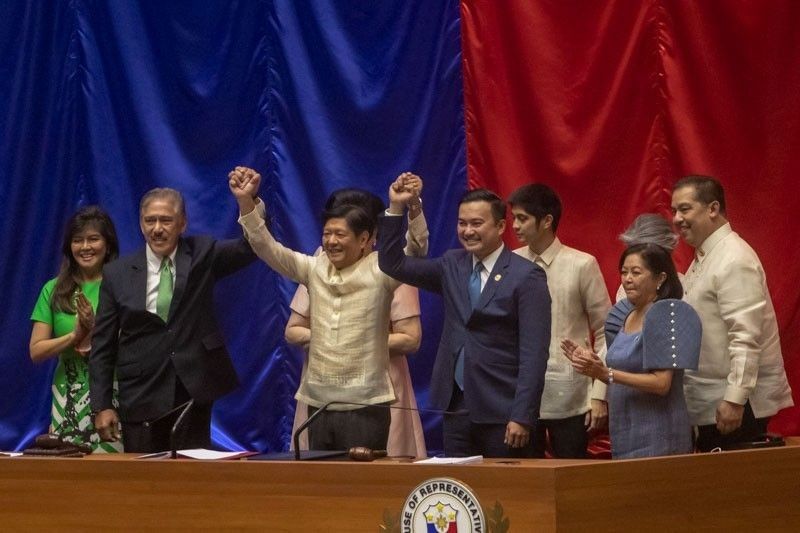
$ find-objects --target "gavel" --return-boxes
[348,447,388,462]
[35,433,92,453]
[22,433,92,457]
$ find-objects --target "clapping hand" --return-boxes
[73,292,94,356]
[75,292,94,329]
[561,339,606,380]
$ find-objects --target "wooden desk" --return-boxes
[2,445,799,531]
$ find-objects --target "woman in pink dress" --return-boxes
[286,282,427,457]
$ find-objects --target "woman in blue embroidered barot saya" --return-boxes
[562,243,701,459]
[29,207,123,453]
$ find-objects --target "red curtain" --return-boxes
[462,0,800,436]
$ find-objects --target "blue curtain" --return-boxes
[0,0,465,452]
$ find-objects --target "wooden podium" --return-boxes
[2,444,800,531]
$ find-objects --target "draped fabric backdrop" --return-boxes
[462,0,800,435]
[0,0,797,452]
[0,0,464,452]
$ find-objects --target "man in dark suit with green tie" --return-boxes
[89,187,256,452]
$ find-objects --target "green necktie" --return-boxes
[156,257,173,322]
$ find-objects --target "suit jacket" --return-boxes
[378,214,551,426]
[89,235,256,422]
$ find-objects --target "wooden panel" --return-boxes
[2,447,799,531]
[0,456,563,531]
[554,446,800,532]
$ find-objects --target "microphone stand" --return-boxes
[293,400,336,460]
[170,400,194,459]
[292,400,470,460]
[141,399,195,459]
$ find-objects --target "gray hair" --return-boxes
[619,213,678,251]
[139,187,186,218]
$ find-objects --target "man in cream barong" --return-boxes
[229,166,415,451]
[671,175,793,451]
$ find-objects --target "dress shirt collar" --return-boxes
[473,243,504,273]
[529,237,562,267]
[146,244,178,272]
[695,222,732,262]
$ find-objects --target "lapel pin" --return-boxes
[494,274,502,282]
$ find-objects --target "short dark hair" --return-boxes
[459,188,506,222]
[673,175,726,216]
[322,204,374,238]
[321,188,384,239]
[325,188,384,224]
[140,187,186,218]
[619,243,683,301]
[507,183,562,232]
[53,206,119,312]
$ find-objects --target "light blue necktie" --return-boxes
[455,261,483,389]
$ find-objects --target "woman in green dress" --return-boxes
[29,206,123,453]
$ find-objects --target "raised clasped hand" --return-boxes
[228,166,261,199]
[389,171,423,208]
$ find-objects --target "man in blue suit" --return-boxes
[378,180,551,457]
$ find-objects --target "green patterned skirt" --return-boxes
[50,355,123,453]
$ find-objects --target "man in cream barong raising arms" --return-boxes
[229,166,421,452]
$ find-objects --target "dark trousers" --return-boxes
[695,401,770,452]
[121,378,212,453]
[532,413,588,458]
[443,387,536,458]
[308,404,390,451]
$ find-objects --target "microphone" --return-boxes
[292,400,469,460]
